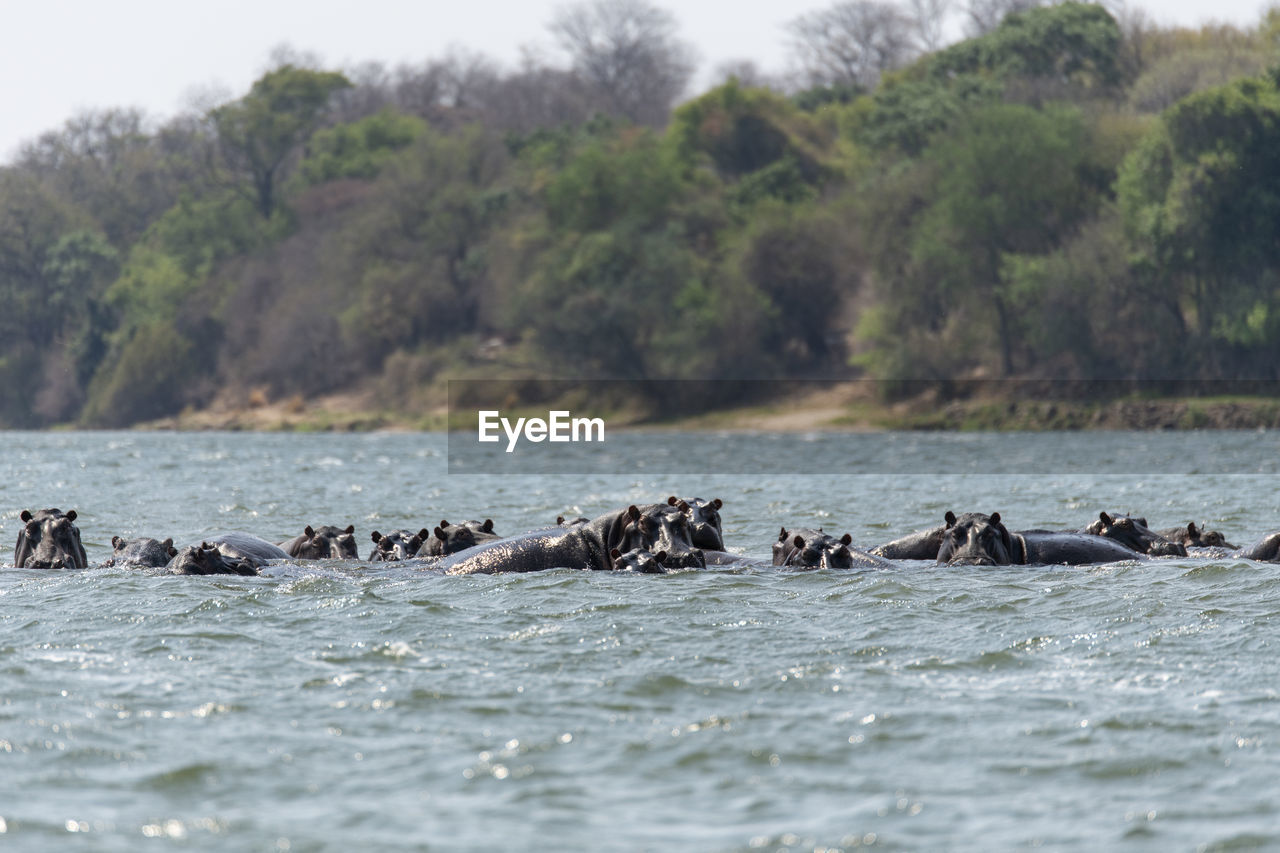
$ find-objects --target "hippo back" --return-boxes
[1235,533,1280,562]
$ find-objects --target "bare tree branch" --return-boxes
[549,0,696,126]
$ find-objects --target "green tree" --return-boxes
[297,110,426,185]
[211,65,352,219]
[1117,72,1280,373]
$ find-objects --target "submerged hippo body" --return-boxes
[937,512,1145,566]
[773,527,888,569]
[280,525,358,559]
[1080,512,1187,557]
[14,509,88,569]
[1156,522,1237,551]
[439,505,704,575]
[167,533,288,576]
[107,536,177,568]
[369,528,429,562]
[1235,533,1280,562]
[418,519,500,557]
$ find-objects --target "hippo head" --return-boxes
[426,520,478,557]
[784,531,857,569]
[369,528,428,562]
[454,519,499,548]
[169,543,258,576]
[1084,512,1186,557]
[1190,523,1236,550]
[937,511,1015,566]
[667,496,725,551]
[15,509,88,569]
[612,506,704,570]
[610,547,668,573]
[109,536,178,568]
[296,524,359,559]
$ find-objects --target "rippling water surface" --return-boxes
[2,431,1279,851]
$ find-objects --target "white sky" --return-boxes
[1,0,1273,163]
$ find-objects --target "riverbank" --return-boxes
[139,383,1280,432]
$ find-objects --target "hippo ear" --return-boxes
[439,520,450,529]
[371,531,382,543]
[627,505,640,522]
[611,548,621,559]
[712,499,722,510]
[482,519,493,532]
[66,510,77,522]
[433,527,445,540]
[655,550,667,563]
[1099,511,1113,525]
[305,525,315,538]
[677,500,691,512]
[20,510,32,523]
[840,533,853,546]
[418,528,430,540]
[557,516,565,525]
[667,496,678,506]
[793,536,805,549]
[344,525,354,535]
[1188,522,1198,536]
[167,543,178,557]
[778,527,788,541]
[945,511,956,528]
[990,512,1001,525]
[112,535,122,548]
[163,538,173,548]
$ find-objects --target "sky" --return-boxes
[1,0,1274,163]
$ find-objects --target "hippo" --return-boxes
[369,528,429,562]
[14,508,88,569]
[166,533,289,576]
[168,544,260,575]
[1080,512,1187,557]
[871,513,994,560]
[937,511,1146,566]
[1235,533,1280,562]
[106,536,177,568]
[556,515,590,526]
[418,519,500,557]
[773,527,889,569]
[1156,522,1237,551]
[610,547,668,573]
[439,504,704,575]
[660,496,725,551]
[280,524,359,559]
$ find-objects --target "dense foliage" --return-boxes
[2,2,1279,426]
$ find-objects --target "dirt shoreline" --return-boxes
[139,386,1280,432]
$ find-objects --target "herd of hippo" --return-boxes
[10,500,1280,576]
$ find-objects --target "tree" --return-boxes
[906,0,954,51]
[930,2,1124,89]
[549,0,696,126]
[1117,72,1280,373]
[964,0,1044,37]
[788,0,918,89]
[210,65,352,219]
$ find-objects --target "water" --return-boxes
[1,430,1279,852]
